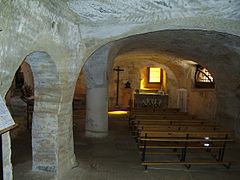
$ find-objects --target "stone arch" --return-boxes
[0,2,83,179]
[23,50,77,178]
[80,17,240,62]
[1,45,77,179]
[25,51,61,173]
[82,29,240,136]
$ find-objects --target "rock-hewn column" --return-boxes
[26,52,76,177]
[83,45,111,137]
[2,132,13,180]
[26,52,60,173]
[85,87,108,137]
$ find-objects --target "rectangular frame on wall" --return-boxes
[148,67,162,84]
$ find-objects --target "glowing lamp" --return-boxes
[204,137,210,140]
[108,111,128,115]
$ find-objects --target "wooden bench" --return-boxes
[134,123,222,142]
[129,111,190,121]
[130,107,180,114]
[129,113,196,128]
[138,130,234,170]
[129,108,181,121]
[133,114,196,120]
[136,124,223,137]
[130,119,215,134]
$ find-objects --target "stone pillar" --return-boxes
[85,87,108,137]
[2,132,13,180]
[83,45,112,137]
[32,110,58,173]
[26,52,76,177]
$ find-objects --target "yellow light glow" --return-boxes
[149,67,161,83]
[162,70,167,91]
[140,79,145,89]
[108,111,128,115]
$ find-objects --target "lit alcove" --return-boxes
[109,58,176,110]
[140,66,167,94]
[148,67,161,83]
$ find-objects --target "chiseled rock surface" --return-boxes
[0,1,83,179]
[0,0,240,179]
[69,0,240,23]
[68,0,240,46]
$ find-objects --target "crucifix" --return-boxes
[113,66,124,106]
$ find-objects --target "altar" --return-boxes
[133,92,168,108]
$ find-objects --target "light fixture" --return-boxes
[108,111,128,115]
[203,143,210,147]
[204,137,210,140]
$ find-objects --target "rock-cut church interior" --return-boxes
[0,1,240,180]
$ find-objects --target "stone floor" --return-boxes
[9,97,240,180]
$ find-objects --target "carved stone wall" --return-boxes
[1,0,240,179]
[0,1,83,179]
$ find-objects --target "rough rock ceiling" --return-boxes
[68,0,240,24]
[114,30,240,63]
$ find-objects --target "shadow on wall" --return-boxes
[236,84,240,100]
[236,85,240,134]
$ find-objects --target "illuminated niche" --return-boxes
[140,67,167,91]
[148,67,161,83]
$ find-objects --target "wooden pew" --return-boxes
[137,123,221,129]
[136,124,223,135]
[130,107,180,114]
[129,111,189,121]
[133,114,196,120]
[130,119,214,134]
[138,130,234,170]
[129,114,197,131]
[132,120,217,133]
[134,123,222,142]
[129,113,196,126]
[129,110,234,170]
[129,108,181,121]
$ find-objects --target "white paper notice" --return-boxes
[0,95,15,131]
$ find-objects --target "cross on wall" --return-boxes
[113,66,124,106]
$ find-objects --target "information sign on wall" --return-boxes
[0,95,15,132]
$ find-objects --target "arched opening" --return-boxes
[2,0,240,178]
[72,69,87,133]
[73,70,87,111]
[74,29,240,137]
[5,51,65,179]
[65,29,240,179]
[110,30,239,129]
[72,68,87,159]
[5,61,34,177]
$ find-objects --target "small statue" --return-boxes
[125,81,131,88]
